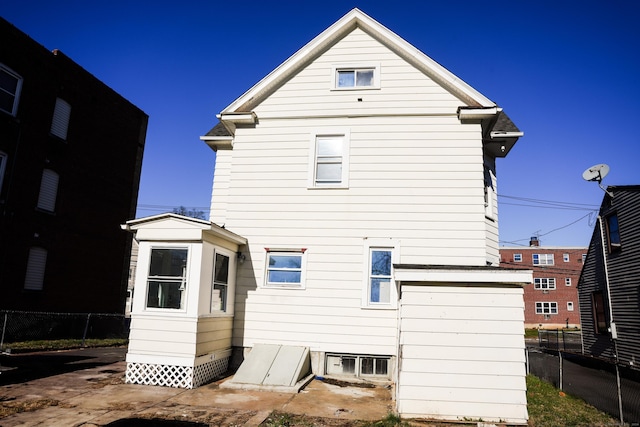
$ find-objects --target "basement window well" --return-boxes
[325,353,390,379]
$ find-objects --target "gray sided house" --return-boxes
[579,185,640,368]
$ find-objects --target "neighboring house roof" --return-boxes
[221,8,496,115]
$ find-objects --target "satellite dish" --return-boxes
[582,164,610,183]
[582,163,613,197]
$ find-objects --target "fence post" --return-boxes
[0,312,7,352]
[559,350,563,390]
[81,313,91,347]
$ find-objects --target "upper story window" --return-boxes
[50,98,71,140]
[605,213,621,253]
[535,302,558,315]
[309,131,350,188]
[37,169,59,212]
[534,278,556,290]
[265,249,306,288]
[582,253,587,263]
[146,247,188,310]
[533,253,554,265]
[565,278,572,286]
[0,64,22,116]
[513,253,522,262]
[332,64,380,90]
[563,253,570,262]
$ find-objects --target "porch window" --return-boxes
[212,252,229,312]
[146,247,188,309]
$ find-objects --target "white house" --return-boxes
[124,8,532,424]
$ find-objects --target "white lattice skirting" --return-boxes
[125,357,229,389]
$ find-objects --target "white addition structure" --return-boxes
[124,8,532,424]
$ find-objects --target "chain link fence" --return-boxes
[0,310,129,350]
[527,346,640,425]
[537,328,583,352]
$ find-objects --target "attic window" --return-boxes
[332,64,380,89]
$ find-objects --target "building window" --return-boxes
[592,291,608,334]
[0,64,22,116]
[211,252,230,312]
[605,213,621,252]
[368,248,392,304]
[567,301,574,312]
[534,278,556,290]
[325,353,390,379]
[535,302,558,315]
[24,247,47,291]
[563,253,570,262]
[37,169,59,212]
[146,247,188,309]
[0,151,7,194]
[265,250,305,287]
[332,64,380,89]
[582,253,587,263]
[309,131,350,188]
[533,253,554,265]
[50,98,71,140]
[513,253,522,262]
[565,277,572,286]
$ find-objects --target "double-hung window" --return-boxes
[534,278,556,290]
[332,64,380,89]
[513,253,522,262]
[535,302,558,315]
[212,252,230,312]
[533,253,554,265]
[0,64,22,116]
[265,250,305,288]
[363,239,398,308]
[606,213,621,252]
[309,131,350,188]
[146,247,188,309]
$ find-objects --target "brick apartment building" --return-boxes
[500,238,586,328]
[0,18,148,313]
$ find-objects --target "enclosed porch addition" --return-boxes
[121,214,246,388]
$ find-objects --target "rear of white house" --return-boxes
[125,8,531,424]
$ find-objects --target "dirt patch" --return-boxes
[316,378,376,389]
[0,398,59,418]
[260,411,365,426]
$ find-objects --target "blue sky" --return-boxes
[3,1,639,247]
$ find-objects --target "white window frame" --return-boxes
[534,278,556,290]
[210,247,236,314]
[567,301,574,312]
[535,302,558,315]
[264,249,307,289]
[563,253,570,262]
[145,246,189,311]
[565,277,572,286]
[0,63,23,116]
[331,63,380,90]
[325,353,390,379]
[362,239,399,309]
[308,130,350,189]
[582,253,587,263]
[484,165,496,220]
[513,253,522,262]
[533,253,554,265]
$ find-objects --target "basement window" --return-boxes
[325,353,390,379]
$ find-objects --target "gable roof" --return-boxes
[220,8,496,114]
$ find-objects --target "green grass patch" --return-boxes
[2,338,127,353]
[526,374,617,427]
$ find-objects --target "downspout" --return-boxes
[597,215,623,424]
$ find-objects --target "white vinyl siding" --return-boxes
[37,169,59,212]
[0,64,22,116]
[50,98,71,140]
[24,247,47,291]
[397,285,527,424]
